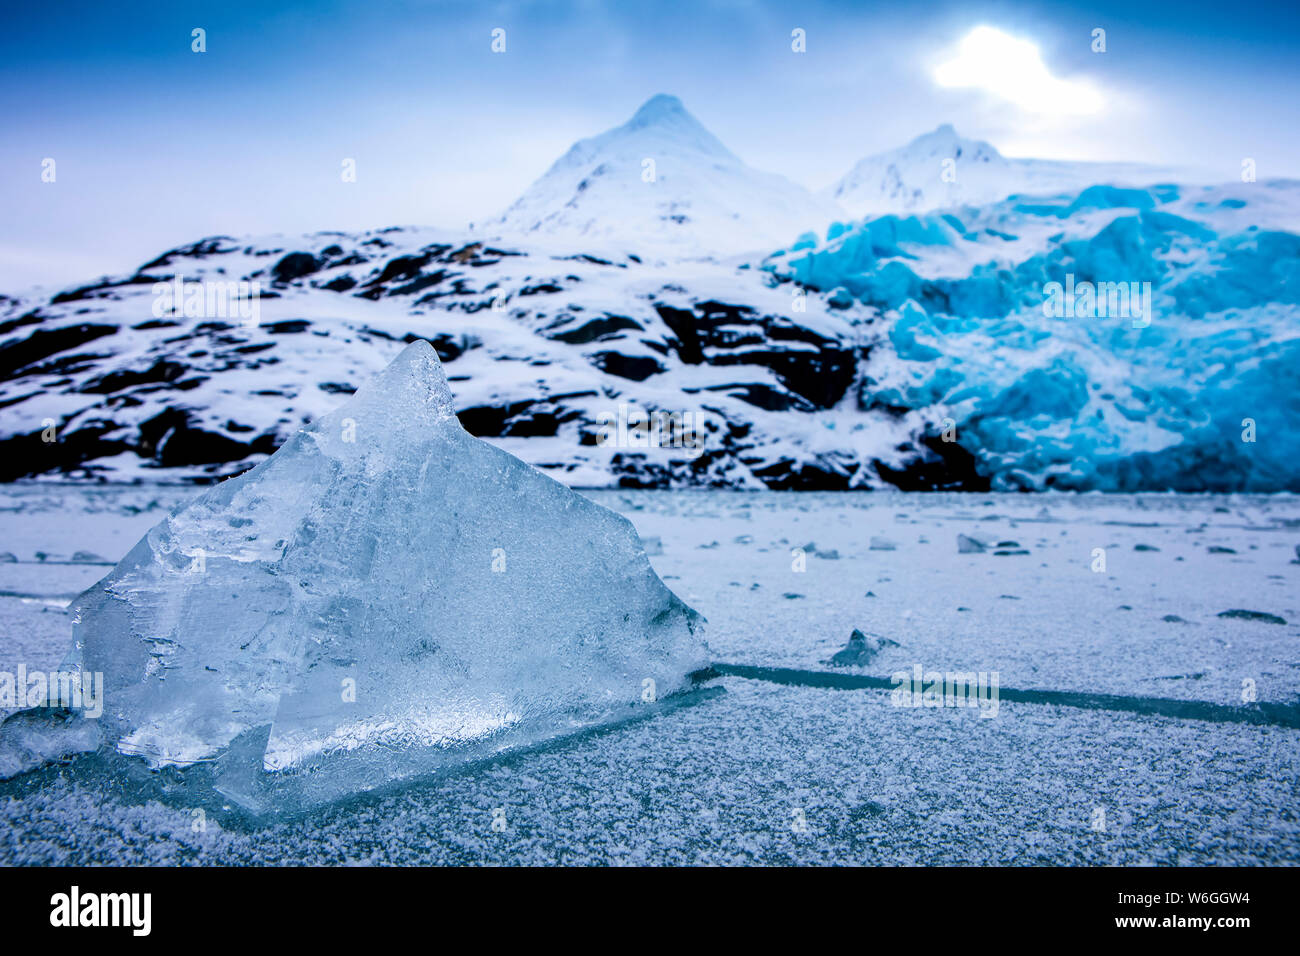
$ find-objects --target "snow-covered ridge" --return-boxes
[0,228,901,488]
[1,98,1297,492]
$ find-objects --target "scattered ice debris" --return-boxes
[1208,546,1237,554]
[1217,609,1287,625]
[783,593,805,600]
[957,534,987,554]
[994,549,1030,556]
[0,342,709,816]
[824,629,900,668]
[0,553,15,563]
[69,551,107,563]
[642,536,664,556]
[869,536,898,551]
[0,708,101,779]
[1161,614,1188,623]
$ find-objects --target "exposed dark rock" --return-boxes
[271,253,321,283]
[80,360,187,394]
[591,351,664,381]
[875,434,990,491]
[549,315,642,344]
[0,324,118,377]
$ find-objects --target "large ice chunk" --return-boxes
[38,341,709,814]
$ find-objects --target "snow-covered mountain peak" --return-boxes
[625,94,711,138]
[825,125,1014,216]
[550,94,736,173]
[907,124,1000,160]
[826,125,1188,219]
[486,95,837,256]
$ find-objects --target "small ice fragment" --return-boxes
[824,629,899,668]
[1217,609,1286,625]
[957,534,986,553]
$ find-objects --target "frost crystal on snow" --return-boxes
[45,340,709,814]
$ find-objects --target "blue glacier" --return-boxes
[764,181,1300,491]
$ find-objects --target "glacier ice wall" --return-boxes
[765,183,1300,491]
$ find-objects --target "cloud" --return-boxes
[933,26,1104,116]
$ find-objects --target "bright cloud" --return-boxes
[933,26,1104,115]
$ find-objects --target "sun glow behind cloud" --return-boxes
[933,25,1104,116]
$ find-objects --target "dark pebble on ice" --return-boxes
[1134,544,1160,552]
[994,550,1030,556]
[783,593,804,600]
[999,594,1021,600]
[0,553,15,563]
[1217,609,1287,625]
[1207,546,1237,554]
[1162,614,1187,623]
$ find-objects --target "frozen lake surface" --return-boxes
[1,485,1297,864]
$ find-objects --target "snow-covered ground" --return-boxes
[1,485,1296,864]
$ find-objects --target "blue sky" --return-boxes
[2,0,1298,290]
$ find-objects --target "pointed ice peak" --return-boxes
[344,339,456,424]
[46,338,708,813]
